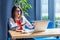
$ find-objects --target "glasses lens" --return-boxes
[16,10,20,12]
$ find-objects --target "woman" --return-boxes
[8,6,34,40]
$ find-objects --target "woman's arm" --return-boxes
[9,18,18,30]
[22,15,33,28]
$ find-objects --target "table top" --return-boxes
[9,28,60,39]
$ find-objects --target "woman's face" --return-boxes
[14,8,21,18]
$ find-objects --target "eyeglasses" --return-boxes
[16,10,20,12]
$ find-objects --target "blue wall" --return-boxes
[28,0,41,21]
[0,0,14,40]
[36,0,41,20]
[48,0,54,21]
[0,0,2,40]
[0,0,7,40]
[28,0,36,21]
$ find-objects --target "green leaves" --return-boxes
[14,0,20,5]
[22,7,28,13]
[24,4,32,9]
[22,0,28,3]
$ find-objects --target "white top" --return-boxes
[9,15,33,30]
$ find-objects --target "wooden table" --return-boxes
[9,28,60,40]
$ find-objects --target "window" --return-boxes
[55,0,60,28]
[55,0,60,21]
[41,0,48,20]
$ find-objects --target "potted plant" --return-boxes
[14,0,32,18]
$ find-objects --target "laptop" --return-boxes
[33,20,49,32]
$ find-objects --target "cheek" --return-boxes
[19,12,21,16]
[15,13,18,16]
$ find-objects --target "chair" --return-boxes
[47,21,54,28]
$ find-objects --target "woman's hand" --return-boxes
[21,22,26,26]
[32,23,35,26]
[16,27,22,32]
[16,27,20,31]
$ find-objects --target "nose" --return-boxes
[17,11,20,15]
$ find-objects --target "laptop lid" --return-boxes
[33,20,49,32]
